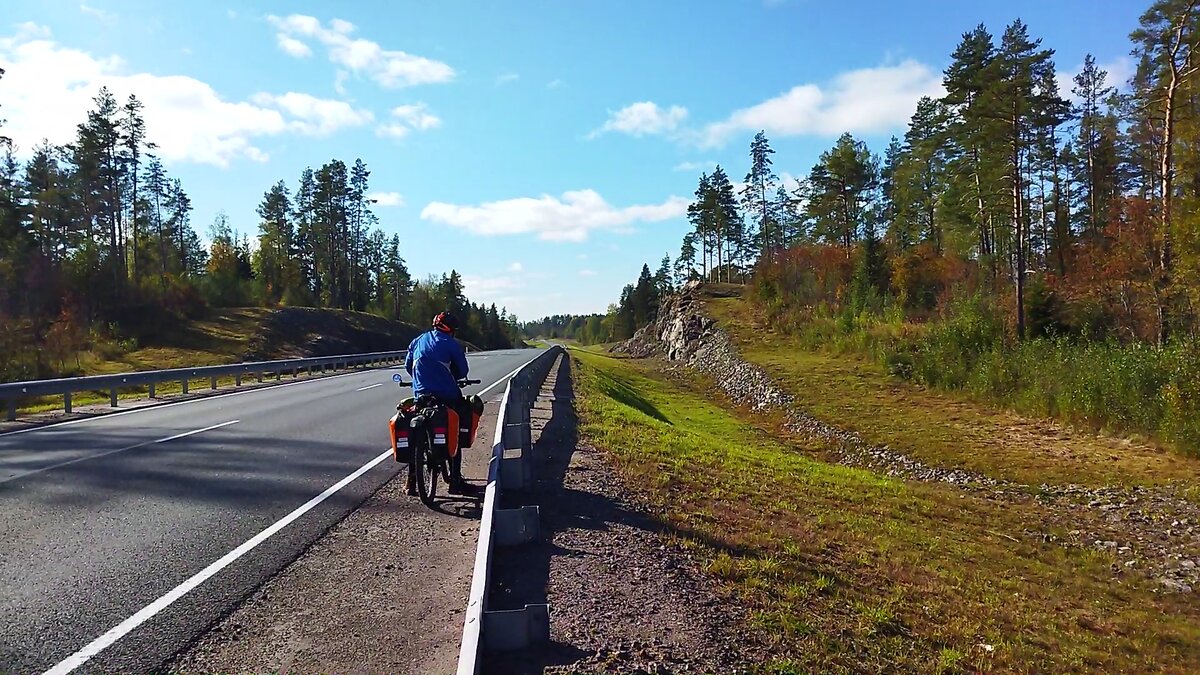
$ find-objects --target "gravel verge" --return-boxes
[484,355,769,675]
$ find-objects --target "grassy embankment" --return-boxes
[14,307,418,414]
[572,345,1200,673]
[706,296,1200,490]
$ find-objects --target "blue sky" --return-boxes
[1,1,1144,320]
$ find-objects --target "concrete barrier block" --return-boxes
[483,603,550,652]
[501,422,531,451]
[494,505,539,546]
[500,455,526,491]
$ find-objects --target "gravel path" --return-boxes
[484,356,768,674]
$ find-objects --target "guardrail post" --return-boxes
[235,374,242,386]
[5,400,14,422]
[148,382,155,399]
[256,372,263,383]
[110,388,118,408]
[210,376,218,390]
[275,370,281,381]
[64,392,72,414]
[182,378,189,394]
[292,367,298,378]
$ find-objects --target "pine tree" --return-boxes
[255,180,294,304]
[992,19,1067,338]
[803,133,879,251]
[687,173,714,279]
[709,166,744,281]
[741,131,778,256]
[942,24,1005,267]
[676,231,698,284]
[1131,0,1200,345]
[121,94,151,282]
[654,253,673,296]
[1073,55,1117,239]
[900,96,950,252]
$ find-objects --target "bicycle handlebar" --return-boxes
[395,378,481,388]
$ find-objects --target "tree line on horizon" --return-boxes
[533,2,1200,358]
[0,82,517,381]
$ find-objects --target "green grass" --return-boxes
[571,347,1200,673]
[707,296,1200,489]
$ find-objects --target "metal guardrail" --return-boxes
[0,350,408,421]
[457,345,563,674]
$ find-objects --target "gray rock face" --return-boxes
[616,284,1200,593]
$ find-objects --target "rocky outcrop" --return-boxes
[617,283,1200,593]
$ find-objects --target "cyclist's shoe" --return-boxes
[448,479,469,495]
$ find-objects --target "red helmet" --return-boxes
[433,311,460,334]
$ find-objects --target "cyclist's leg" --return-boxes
[450,444,463,484]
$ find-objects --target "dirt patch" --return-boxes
[168,398,503,675]
[484,356,767,674]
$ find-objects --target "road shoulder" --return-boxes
[168,397,502,675]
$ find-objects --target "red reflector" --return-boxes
[433,427,447,434]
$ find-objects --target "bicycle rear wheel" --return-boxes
[415,429,438,506]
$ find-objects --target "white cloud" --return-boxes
[508,262,524,272]
[0,25,369,166]
[463,274,523,304]
[578,270,598,277]
[80,4,116,24]
[366,191,404,207]
[420,189,689,243]
[376,123,412,140]
[268,14,454,88]
[375,103,441,140]
[391,103,440,130]
[547,79,563,89]
[250,92,372,134]
[1101,57,1134,91]
[673,160,716,172]
[496,72,519,86]
[699,59,944,147]
[592,101,688,138]
[276,35,312,58]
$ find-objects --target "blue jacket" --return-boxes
[405,330,469,399]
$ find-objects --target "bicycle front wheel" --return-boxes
[415,430,438,506]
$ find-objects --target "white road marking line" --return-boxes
[0,420,240,485]
[0,367,389,439]
[355,383,384,391]
[40,448,394,675]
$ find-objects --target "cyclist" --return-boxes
[405,311,471,495]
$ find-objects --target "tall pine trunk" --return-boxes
[1012,109,1027,340]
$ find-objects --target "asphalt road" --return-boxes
[0,348,541,675]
